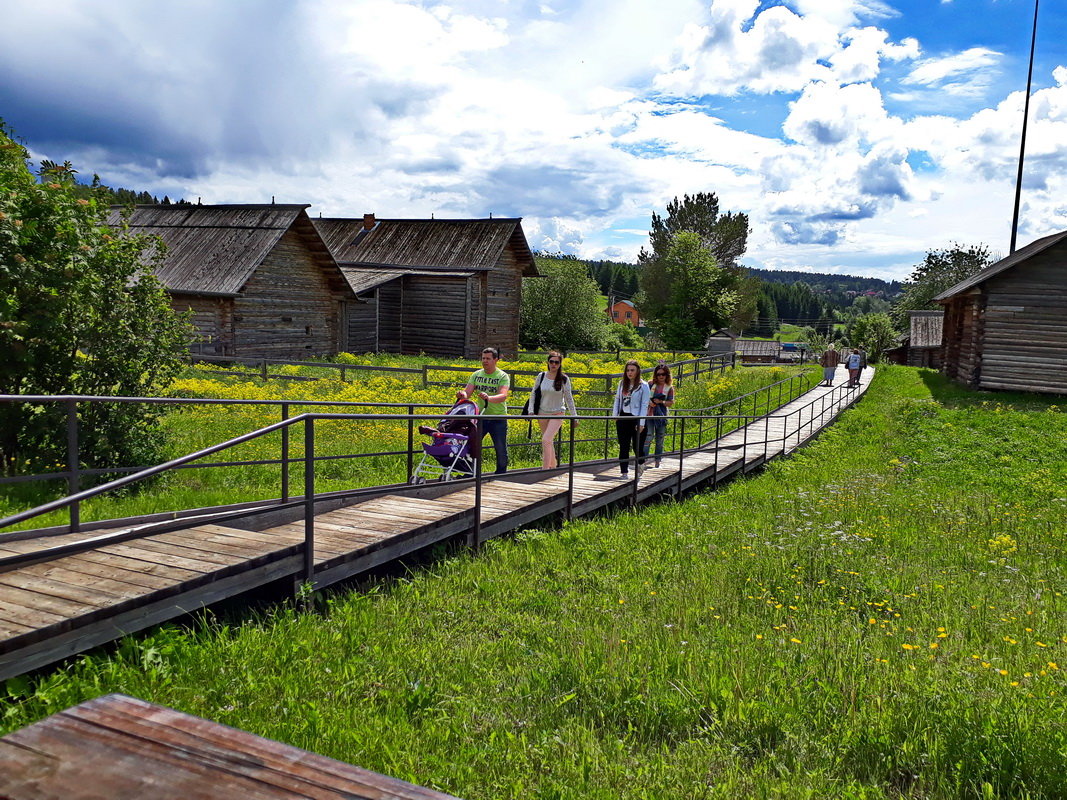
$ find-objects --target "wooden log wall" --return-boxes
[941,292,983,386]
[232,229,345,359]
[484,248,522,355]
[345,297,378,354]
[377,280,403,352]
[398,275,469,356]
[465,275,484,358]
[979,254,1067,394]
[170,294,232,355]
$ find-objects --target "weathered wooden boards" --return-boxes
[0,368,870,680]
[0,693,461,800]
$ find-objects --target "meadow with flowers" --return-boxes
[0,352,788,530]
[3,364,1065,798]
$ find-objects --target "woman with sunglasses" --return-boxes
[532,351,578,469]
[644,364,674,468]
[611,359,650,477]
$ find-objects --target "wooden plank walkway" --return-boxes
[0,367,871,680]
[0,693,461,799]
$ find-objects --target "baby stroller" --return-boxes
[411,399,481,483]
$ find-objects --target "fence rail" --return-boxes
[188,351,735,391]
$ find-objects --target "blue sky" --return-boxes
[2,0,1065,279]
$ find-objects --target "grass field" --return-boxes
[0,353,798,531]
[3,366,1065,798]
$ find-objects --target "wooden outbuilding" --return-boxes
[936,230,1067,394]
[109,205,357,359]
[884,310,944,368]
[734,339,780,364]
[313,214,539,357]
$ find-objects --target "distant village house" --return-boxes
[607,299,641,326]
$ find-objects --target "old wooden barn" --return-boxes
[109,204,358,359]
[313,214,539,357]
[884,310,944,369]
[936,230,1067,394]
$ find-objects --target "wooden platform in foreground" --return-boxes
[0,367,872,680]
[0,693,461,799]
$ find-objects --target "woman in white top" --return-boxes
[534,351,578,469]
[611,360,651,477]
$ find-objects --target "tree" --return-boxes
[891,244,993,327]
[638,193,753,345]
[520,256,609,351]
[641,232,740,349]
[639,192,749,272]
[0,122,191,477]
[848,313,897,362]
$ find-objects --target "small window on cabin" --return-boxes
[625,312,632,319]
[282,316,293,323]
[305,326,312,336]
[612,311,619,318]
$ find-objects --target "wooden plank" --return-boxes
[1,694,462,799]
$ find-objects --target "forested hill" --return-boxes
[746,267,902,296]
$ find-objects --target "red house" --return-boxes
[607,299,641,326]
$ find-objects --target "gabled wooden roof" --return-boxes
[108,205,350,297]
[934,229,1067,301]
[313,218,539,276]
[735,339,780,356]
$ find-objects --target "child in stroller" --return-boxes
[411,398,481,483]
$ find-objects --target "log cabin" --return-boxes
[313,214,539,357]
[108,205,358,359]
[936,230,1067,394]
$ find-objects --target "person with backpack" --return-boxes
[846,348,862,387]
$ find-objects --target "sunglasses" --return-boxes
[548,359,561,365]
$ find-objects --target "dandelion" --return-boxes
[902,644,916,651]
[790,638,802,644]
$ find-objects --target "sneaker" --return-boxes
[654,461,661,468]
[620,470,628,478]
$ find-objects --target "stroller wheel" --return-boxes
[412,476,427,485]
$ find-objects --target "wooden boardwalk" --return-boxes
[0,367,871,681]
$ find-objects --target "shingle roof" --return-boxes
[313,217,539,276]
[934,230,1067,301]
[108,205,345,296]
[735,339,780,356]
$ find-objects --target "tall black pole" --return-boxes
[1010,0,1039,254]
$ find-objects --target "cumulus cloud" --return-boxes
[526,217,585,254]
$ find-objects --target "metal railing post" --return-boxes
[742,414,749,473]
[281,403,290,503]
[676,416,685,497]
[472,444,483,549]
[66,400,80,533]
[566,419,575,521]
[406,404,415,483]
[303,417,315,592]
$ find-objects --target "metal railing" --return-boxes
[0,363,797,531]
[0,376,866,584]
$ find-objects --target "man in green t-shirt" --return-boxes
[458,346,511,474]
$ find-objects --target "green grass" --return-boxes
[3,366,1066,798]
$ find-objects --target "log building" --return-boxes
[109,205,358,359]
[884,310,943,369]
[313,215,539,357]
[936,230,1067,394]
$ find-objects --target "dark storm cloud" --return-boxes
[0,2,412,184]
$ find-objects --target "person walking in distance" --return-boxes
[611,360,650,478]
[845,348,862,387]
[458,347,511,474]
[643,364,674,468]
[533,351,578,469]
[820,343,840,387]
